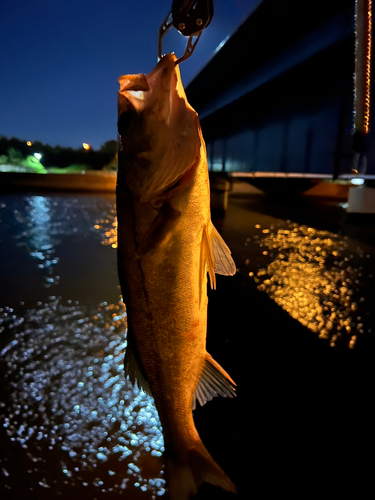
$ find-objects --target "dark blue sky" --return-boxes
[0,0,260,150]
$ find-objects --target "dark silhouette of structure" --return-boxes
[186,0,374,178]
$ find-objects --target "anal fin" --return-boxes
[192,353,236,410]
[124,332,152,396]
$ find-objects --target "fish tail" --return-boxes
[166,438,237,499]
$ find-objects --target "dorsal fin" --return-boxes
[200,223,216,295]
[200,222,236,297]
[192,353,236,410]
[209,222,236,276]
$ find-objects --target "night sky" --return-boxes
[1,0,260,150]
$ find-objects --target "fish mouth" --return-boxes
[118,53,181,123]
[117,54,201,202]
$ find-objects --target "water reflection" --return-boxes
[0,297,165,497]
[249,222,373,348]
[14,195,59,287]
[95,208,118,249]
[94,210,372,351]
[28,196,59,286]
[7,194,116,289]
[0,194,165,498]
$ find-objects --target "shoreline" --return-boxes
[0,171,117,192]
[0,171,352,201]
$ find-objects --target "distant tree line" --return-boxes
[0,136,118,171]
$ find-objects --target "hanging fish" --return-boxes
[116,53,237,500]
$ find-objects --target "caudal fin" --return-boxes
[166,438,237,500]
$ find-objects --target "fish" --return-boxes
[116,52,237,499]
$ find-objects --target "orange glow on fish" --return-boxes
[116,54,237,497]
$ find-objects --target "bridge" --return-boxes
[186,0,373,181]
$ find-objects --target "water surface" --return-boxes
[1,192,375,499]
[0,193,165,500]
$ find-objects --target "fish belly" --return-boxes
[117,148,236,498]
[118,155,209,436]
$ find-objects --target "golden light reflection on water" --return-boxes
[95,208,118,249]
[250,222,371,348]
[95,211,372,350]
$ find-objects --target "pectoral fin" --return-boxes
[192,353,236,410]
[139,110,201,203]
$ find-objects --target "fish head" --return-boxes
[117,53,201,203]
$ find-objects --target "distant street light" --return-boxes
[26,141,32,146]
[34,152,42,161]
[82,143,91,150]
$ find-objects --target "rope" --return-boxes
[354,0,372,135]
[353,0,372,161]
